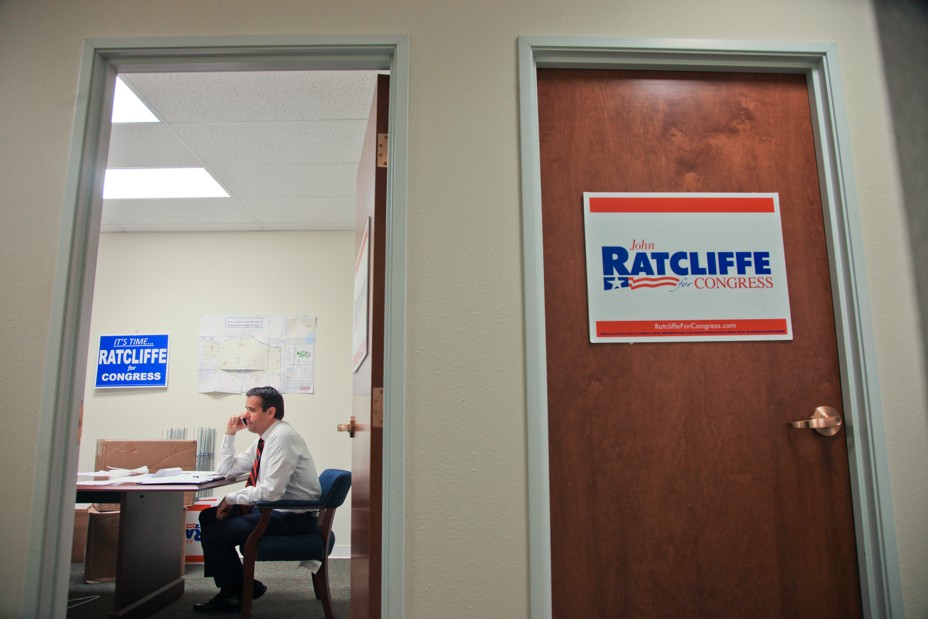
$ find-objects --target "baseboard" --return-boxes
[330,545,350,560]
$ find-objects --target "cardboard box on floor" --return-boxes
[72,504,89,563]
[84,439,197,582]
[84,507,119,582]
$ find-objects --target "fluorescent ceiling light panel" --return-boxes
[104,168,230,199]
[112,76,160,123]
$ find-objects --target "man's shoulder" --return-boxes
[268,420,305,441]
[275,419,296,433]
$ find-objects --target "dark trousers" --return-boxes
[199,506,318,589]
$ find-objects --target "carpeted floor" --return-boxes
[67,559,350,618]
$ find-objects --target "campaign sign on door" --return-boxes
[584,193,793,343]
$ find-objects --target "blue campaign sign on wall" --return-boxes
[95,334,170,388]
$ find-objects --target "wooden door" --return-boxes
[351,73,388,619]
[538,69,862,618]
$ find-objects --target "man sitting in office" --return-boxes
[194,385,322,613]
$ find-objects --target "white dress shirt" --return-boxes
[217,419,321,510]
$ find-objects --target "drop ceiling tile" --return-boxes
[123,71,378,123]
[209,164,357,198]
[107,70,377,232]
[106,124,202,168]
[239,196,355,226]
[115,222,264,233]
[102,197,256,226]
[171,120,367,165]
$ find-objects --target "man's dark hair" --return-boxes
[246,386,285,420]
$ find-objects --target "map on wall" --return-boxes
[198,314,317,394]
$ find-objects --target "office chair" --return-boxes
[240,468,352,619]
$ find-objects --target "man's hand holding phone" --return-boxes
[225,414,247,435]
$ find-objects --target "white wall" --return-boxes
[2,1,926,618]
[80,231,355,551]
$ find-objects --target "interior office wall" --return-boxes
[79,231,354,552]
[2,1,926,617]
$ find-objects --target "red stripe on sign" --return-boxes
[588,195,775,213]
[596,319,788,338]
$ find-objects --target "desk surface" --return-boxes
[76,475,243,493]
[76,475,244,505]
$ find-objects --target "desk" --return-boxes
[76,476,243,618]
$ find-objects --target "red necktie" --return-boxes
[239,438,264,515]
[247,438,264,487]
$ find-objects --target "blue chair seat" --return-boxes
[253,529,334,561]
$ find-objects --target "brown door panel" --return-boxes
[539,69,861,618]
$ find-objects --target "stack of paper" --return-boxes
[137,471,226,484]
[77,466,149,483]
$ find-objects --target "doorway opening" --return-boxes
[27,36,408,619]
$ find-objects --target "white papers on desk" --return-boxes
[77,468,226,485]
[78,478,139,486]
[136,471,226,484]
[77,466,149,483]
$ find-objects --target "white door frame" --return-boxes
[518,36,904,619]
[25,35,408,619]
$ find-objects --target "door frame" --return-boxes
[25,35,408,618]
[518,36,903,619]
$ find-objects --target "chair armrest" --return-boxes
[254,499,323,510]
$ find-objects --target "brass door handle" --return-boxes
[337,416,356,438]
[789,406,842,437]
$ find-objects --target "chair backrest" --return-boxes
[318,469,351,509]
